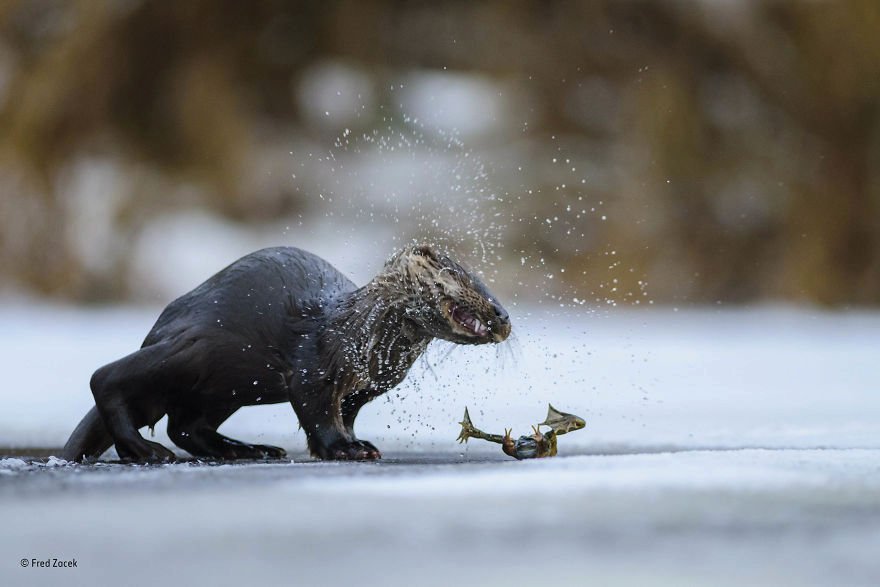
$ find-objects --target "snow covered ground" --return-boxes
[1,303,879,586]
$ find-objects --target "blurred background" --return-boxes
[1,0,879,307]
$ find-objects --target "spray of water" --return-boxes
[287,113,651,446]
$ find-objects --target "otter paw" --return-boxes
[119,440,177,464]
[251,444,287,459]
[353,440,382,460]
[321,439,382,461]
[216,442,287,460]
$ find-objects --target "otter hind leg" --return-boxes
[106,408,175,463]
[98,391,174,463]
[90,344,178,463]
[168,407,286,460]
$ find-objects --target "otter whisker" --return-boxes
[503,330,523,363]
[435,339,460,365]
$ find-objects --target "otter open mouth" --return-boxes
[450,304,489,337]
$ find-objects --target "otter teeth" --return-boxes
[464,317,487,336]
[451,305,488,337]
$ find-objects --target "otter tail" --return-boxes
[61,406,114,462]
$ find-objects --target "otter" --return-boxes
[62,245,511,462]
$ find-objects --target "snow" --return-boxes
[1,302,879,585]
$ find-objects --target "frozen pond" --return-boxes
[1,304,879,585]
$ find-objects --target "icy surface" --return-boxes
[2,450,879,586]
[1,303,879,585]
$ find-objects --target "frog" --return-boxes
[456,404,586,459]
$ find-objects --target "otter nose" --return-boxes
[489,302,511,341]
[492,303,510,325]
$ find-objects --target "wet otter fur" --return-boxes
[62,245,511,462]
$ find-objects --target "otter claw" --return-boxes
[320,439,382,461]
[253,444,287,459]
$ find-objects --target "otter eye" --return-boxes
[438,267,458,278]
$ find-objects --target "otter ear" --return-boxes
[411,245,438,261]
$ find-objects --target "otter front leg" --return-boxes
[340,389,383,459]
[290,387,379,461]
[168,407,286,460]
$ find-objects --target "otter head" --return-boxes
[392,244,512,345]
